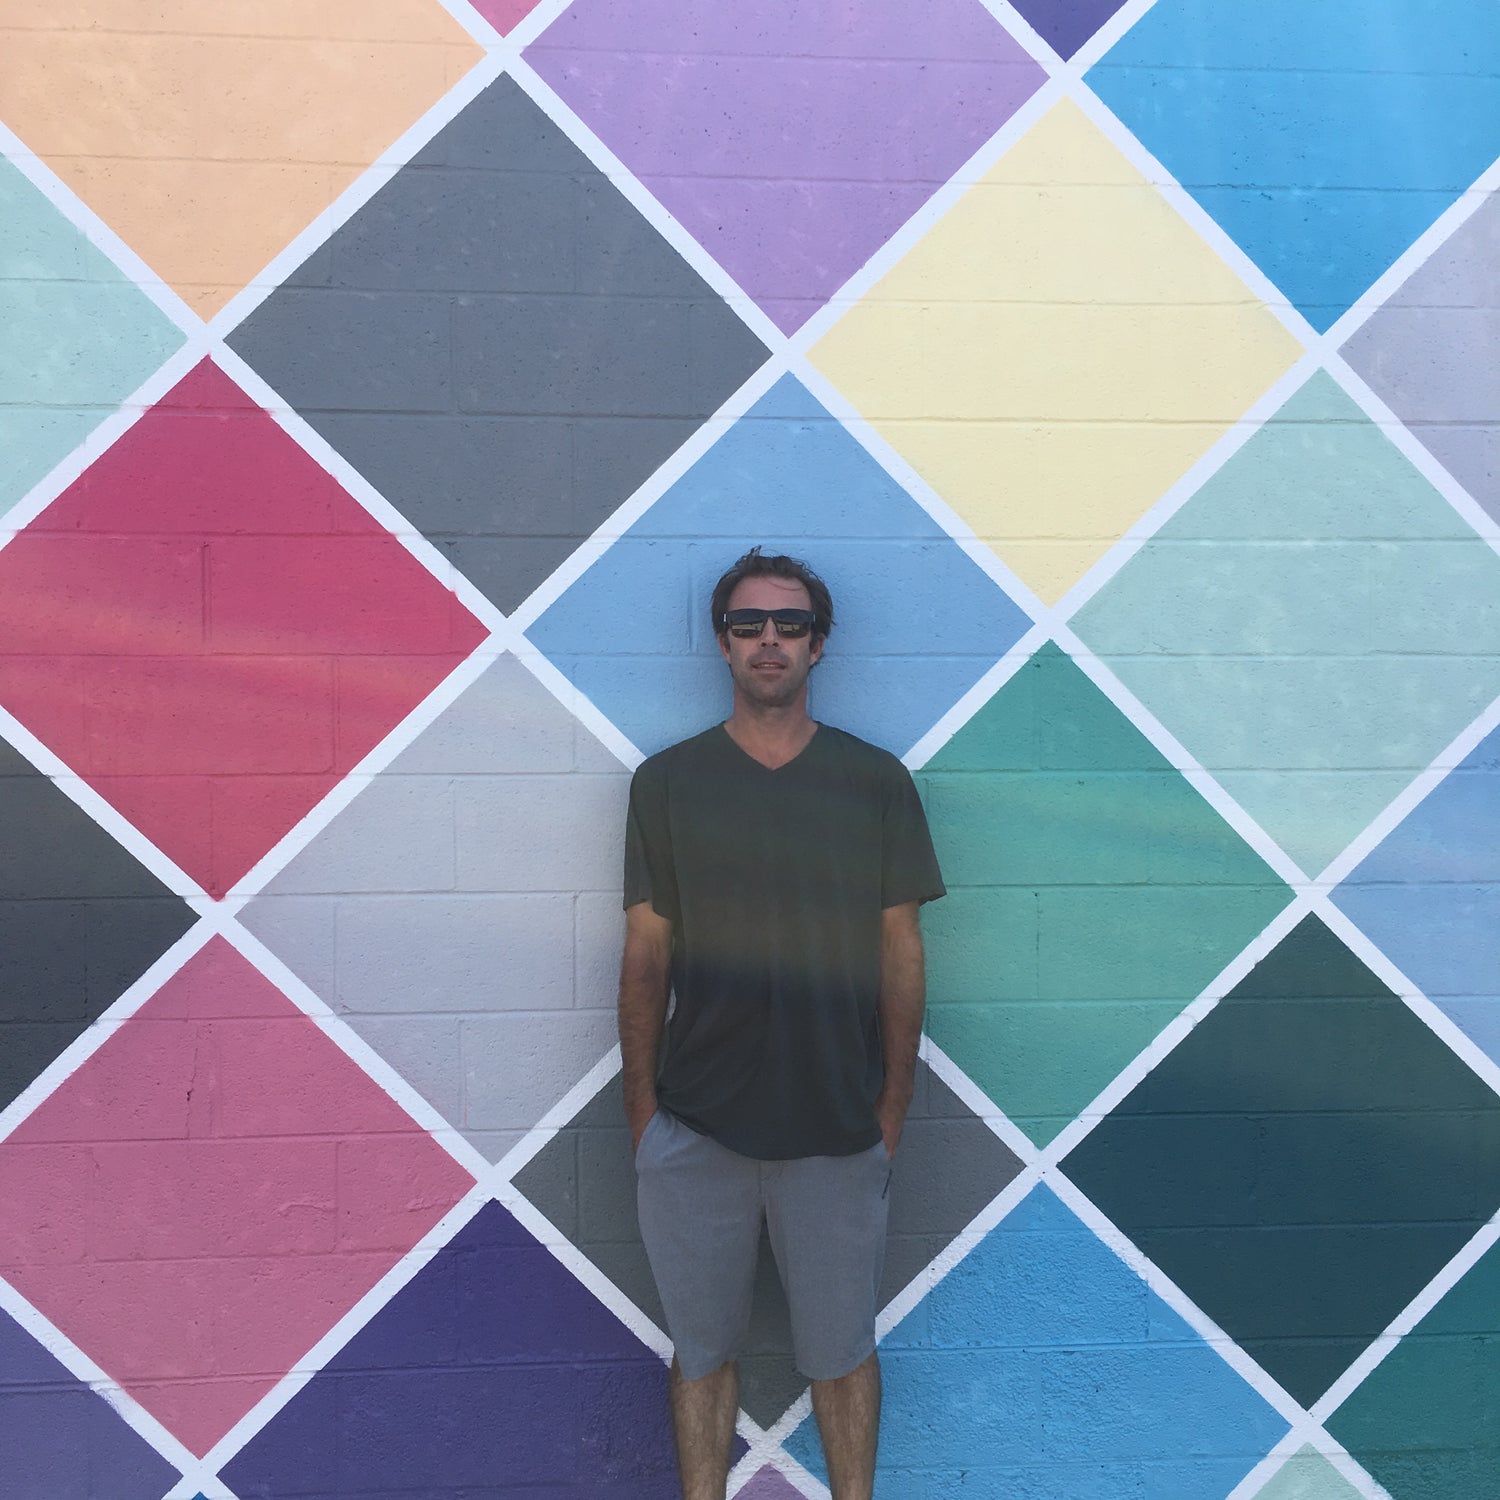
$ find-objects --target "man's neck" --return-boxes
[723,702,818,770]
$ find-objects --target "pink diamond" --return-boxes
[0,938,475,1456]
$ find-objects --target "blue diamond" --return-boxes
[786,1184,1288,1499]
[525,377,1032,758]
[1088,0,1500,330]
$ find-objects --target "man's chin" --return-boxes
[738,670,801,707]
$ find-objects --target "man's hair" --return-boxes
[710,547,835,642]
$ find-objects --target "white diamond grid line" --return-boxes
[0,865,1435,1500]
[0,114,200,329]
[719,896,1405,1500]
[432,0,507,49]
[0,336,209,552]
[0,5,1496,1493]
[1319,900,1500,1120]
[1224,1213,1500,1500]
[1326,348,1500,556]
[202,52,506,342]
[1315,685,1500,893]
[977,0,1168,79]
[1068,82,1500,549]
[0,701,206,904]
[1046,1172,1393,1500]
[1320,154,1500,354]
[220,922,496,1181]
[180,1184,496,1495]
[0,918,219,1148]
[0,1252,203,1476]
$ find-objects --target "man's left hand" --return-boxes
[875,1089,908,1159]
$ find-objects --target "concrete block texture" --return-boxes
[1342,193,1500,524]
[241,655,629,1159]
[226,74,769,614]
[0,739,194,1111]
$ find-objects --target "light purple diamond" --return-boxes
[527,0,1044,333]
[733,1465,809,1500]
[1342,194,1500,526]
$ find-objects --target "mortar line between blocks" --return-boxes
[0,919,222,1147]
[1042,1170,1388,1496]
[1321,351,1500,556]
[1314,899,1500,1102]
[0,1274,202,1477]
[1314,685,1500,889]
[192,1184,494,1477]
[219,920,496,1180]
[1312,1207,1500,1424]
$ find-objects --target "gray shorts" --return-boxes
[635,1108,891,1382]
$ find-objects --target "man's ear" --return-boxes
[809,633,825,667]
[717,630,731,663]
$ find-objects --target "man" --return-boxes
[619,547,945,1500]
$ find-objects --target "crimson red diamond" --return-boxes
[0,361,488,896]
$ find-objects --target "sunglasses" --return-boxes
[721,608,819,640]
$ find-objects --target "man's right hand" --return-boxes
[619,899,673,1156]
[627,1094,658,1154]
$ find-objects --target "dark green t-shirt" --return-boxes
[623,723,945,1160]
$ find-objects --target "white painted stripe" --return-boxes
[190,1185,494,1476]
[0,1272,202,1476]
[0,919,218,1147]
[1045,1172,1390,1498]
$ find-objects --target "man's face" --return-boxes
[718,575,824,710]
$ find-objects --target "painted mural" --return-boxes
[1,1,1498,1497]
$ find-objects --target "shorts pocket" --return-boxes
[633,1108,662,1168]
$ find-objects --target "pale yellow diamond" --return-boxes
[811,98,1304,606]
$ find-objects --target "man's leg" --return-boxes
[669,1355,740,1500]
[765,1143,891,1500]
[636,1113,761,1500]
[810,1352,880,1500]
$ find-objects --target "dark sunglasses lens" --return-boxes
[724,609,815,639]
[726,611,766,637]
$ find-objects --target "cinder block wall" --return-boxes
[1,2,1498,1497]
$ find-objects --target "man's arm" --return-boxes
[619,899,673,1150]
[875,900,925,1157]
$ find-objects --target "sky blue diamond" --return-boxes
[1088,0,1500,331]
[786,1183,1288,1499]
[525,377,1033,759]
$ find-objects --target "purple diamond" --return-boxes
[222,1203,699,1498]
[1012,0,1131,59]
[1342,194,1500,527]
[527,0,1044,333]
[0,1308,179,1500]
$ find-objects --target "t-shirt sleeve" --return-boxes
[623,757,681,921]
[881,760,946,908]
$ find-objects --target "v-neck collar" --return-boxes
[719,720,821,773]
